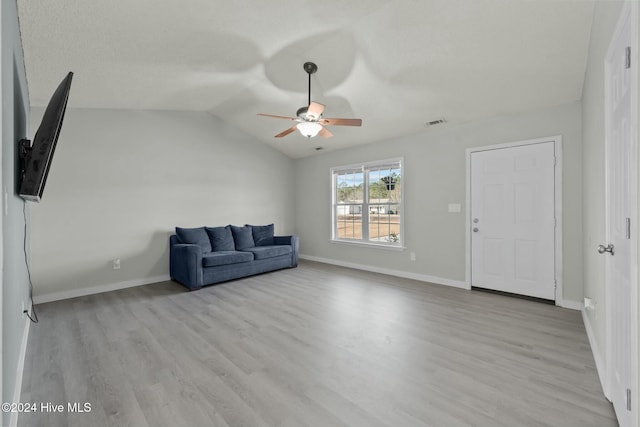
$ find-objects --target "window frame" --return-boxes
[330,158,405,250]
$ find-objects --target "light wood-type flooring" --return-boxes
[19,260,617,426]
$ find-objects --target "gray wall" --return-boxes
[28,108,295,299]
[295,102,584,304]
[581,1,625,367]
[2,0,31,423]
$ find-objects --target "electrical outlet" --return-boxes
[113,258,121,270]
[410,252,416,261]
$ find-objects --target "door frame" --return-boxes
[0,0,3,417]
[603,2,639,424]
[465,135,563,304]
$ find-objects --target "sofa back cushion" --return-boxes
[175,227,212,253]
[248,223,275,246]
[231,225,255,250]
[206,225,235,251]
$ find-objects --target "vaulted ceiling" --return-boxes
[17,0,594,158]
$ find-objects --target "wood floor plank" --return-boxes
[18,260,617,427]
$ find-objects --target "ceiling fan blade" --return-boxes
[275,125,298,138]
[258,113,298,121]
[318,126,334,139]
[321,118,362,127]
[306,102,325,120]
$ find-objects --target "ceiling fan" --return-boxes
[258,62,362,139]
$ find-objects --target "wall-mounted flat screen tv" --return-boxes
[19,71,73,202]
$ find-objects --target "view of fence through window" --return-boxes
[333,160,402,246]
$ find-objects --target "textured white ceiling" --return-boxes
[17,0,594,158]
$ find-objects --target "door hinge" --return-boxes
[626,217,631,239]
[626,46,631,69]
[628,388,632,411]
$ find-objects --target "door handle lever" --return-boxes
[597,244,615,255]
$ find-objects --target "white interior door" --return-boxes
[470,141,556,300]
[604,3,637,425]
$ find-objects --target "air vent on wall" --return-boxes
[426,118,447,127]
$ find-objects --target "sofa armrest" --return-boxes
[274,235,299,267]
[170,242,204,290]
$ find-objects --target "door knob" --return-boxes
[473,227,479,233]
[597,244,614,255]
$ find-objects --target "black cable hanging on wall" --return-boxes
[23,202,39,324]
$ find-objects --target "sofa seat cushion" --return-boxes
[241,245,292,260]
[202,251,254,267]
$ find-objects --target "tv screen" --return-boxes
[19,71,73,202]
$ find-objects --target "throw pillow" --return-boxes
[248,223,275,246]
[231,225,255,250]
[205,225,235,252]
[175,227,212,253]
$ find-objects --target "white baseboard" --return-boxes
[582,308,608,398]
[299,254,469,289]
[558,299,583,311]
[10,313,31,427]
[299,255,585,311]
[33,274,171,304]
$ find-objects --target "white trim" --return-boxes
[465,135,564,303]
[0,1,4,415]
[635,4,640,425]
[10,315,31,427]
[329,239,405,251]
[330,157,405,249]
[557,299,583,311]
[330,156,405,172]
[299,254,468,289]
[554,139,564,306]
[33,274,171,304]
[583,307,608,398]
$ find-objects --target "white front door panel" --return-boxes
[470,142,556,300]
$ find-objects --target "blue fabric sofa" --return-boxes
[169,224,299,290]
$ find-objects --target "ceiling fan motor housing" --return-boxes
[296,106,309,119]
[296,105,321,121]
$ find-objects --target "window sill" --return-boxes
[329,239,406,251]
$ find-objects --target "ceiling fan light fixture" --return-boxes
[297,121,323,138]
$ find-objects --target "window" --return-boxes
[331,158,403,248]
